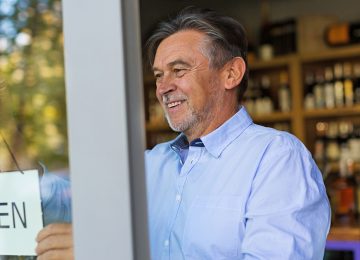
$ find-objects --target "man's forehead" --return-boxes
[153,30,208,68]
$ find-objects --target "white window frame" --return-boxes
[62,0,149,259]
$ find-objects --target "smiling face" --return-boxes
[153,30,230,140]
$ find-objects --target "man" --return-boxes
[35,7,330,260]
[145,7,330,259]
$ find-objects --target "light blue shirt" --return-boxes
[145,108,331,260]
[40,170,72,225]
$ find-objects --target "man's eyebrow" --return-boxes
[152,67,161,73]
[168,59,191,68]
[152,59,192,72]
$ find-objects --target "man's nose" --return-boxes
[156,74,176,95]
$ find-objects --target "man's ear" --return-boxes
[223,57,246,90]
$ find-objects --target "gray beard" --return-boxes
[164,106,200,133]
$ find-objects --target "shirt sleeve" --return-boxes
[40,172,72,226]
[242,134,331,260]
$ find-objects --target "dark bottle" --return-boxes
[260,75,271,98]
[326,146,357,226]
[349,125,360,222]
[314,121,328,171]
[314,70,325,109]
[243,78,256,115]
[305,71,315,94]
[339,148,357,225]
[304,71,316,110]
[353,63,360,104]
[355,161,360,222]
[258,0,273,61]
[259,75,274,114]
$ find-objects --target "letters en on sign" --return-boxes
[0,170,43,256]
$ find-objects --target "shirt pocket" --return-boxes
[182,195,244,259]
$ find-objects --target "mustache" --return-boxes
[162,93,187,103]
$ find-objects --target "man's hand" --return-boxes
[36,223,74,260]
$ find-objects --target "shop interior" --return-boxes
[140,0,360,259]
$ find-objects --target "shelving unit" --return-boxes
[248,44,360,138]
[304,105,360,118]
[328,226,360,241]
[252,111,292,123]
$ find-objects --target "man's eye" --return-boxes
[154,73,162,79]
[173,68,187,77]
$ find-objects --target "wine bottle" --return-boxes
[324,67,335,109]
[334,63,345,107]
[336,147,356,225]
[314,121,328,171]
[304,71,316,110]
[343,62,354,107]
[278,71,291,112]
[314,70,325,109]
[259,75,274,113]
[243,78,256,115]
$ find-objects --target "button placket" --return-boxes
[175,194,181,202]
[165,147,203,258]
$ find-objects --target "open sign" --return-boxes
[0,170,43,256]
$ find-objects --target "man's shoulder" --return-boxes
[145,139,175,159]
[246,124,306,152]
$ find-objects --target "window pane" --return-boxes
[0,0,71,258]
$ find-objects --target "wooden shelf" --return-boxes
[249,45,360,67]
[251,111,292,123]
[327,226,360,241]
[249,55,297,70]
[301,44,360,63]
[303,105,360,119]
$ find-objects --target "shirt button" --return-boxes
[164,240,169,247]
[175,194,181,202]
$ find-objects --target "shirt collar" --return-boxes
[170,134,189,152]
[170,107,253,157]
[170,134,204,152]
[201,107,253,158]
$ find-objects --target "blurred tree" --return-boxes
[0,0,68,171]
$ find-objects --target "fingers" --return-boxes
[36,233,73,255]
[36,223,72,242]
[37,248,74,260]
[36,223,73,260]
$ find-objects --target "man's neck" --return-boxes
[184,105,239,142]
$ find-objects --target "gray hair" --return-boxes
[145,7,248,100]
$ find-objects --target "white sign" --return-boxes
[0,170,43,256]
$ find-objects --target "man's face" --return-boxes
[153,30,224,137]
